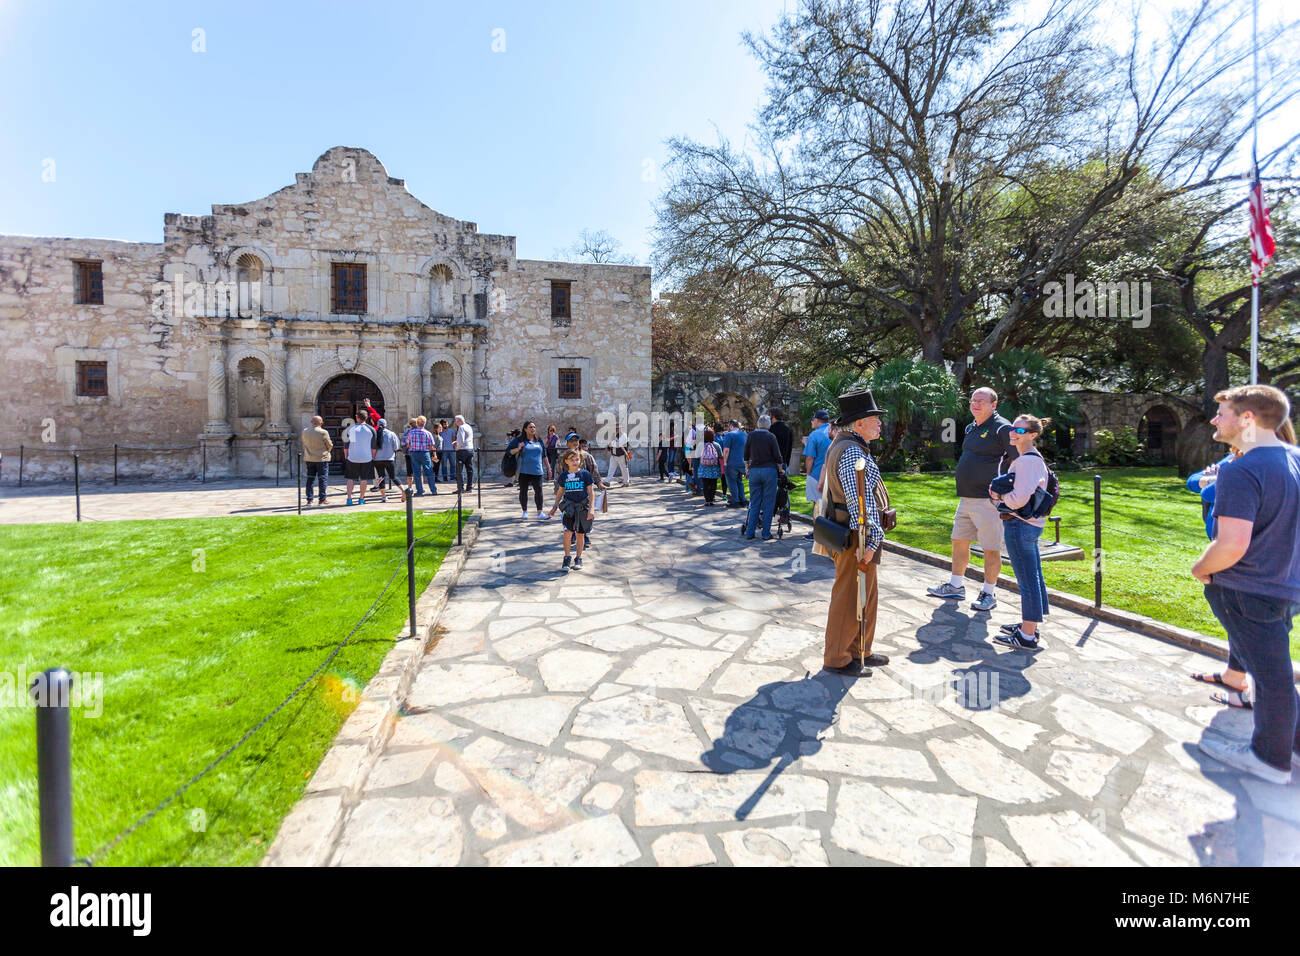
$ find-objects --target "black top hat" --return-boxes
[834,389,884,426]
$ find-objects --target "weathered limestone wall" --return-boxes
[0,236,207,481]
[484,259,652,451]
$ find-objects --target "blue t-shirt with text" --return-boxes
[560,468,594,506]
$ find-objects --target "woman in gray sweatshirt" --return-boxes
[989,414,1052,649]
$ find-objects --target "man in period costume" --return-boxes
[822,389,890,676]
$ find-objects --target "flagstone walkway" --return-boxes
[305,481,1300,866]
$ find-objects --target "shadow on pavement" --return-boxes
[700,671,855,820]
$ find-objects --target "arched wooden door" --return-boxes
[318,374,385,471]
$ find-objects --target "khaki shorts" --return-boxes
[952,496,1005,551]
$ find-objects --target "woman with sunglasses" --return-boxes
[988,414,1053,649]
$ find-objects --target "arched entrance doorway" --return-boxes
[1139,404,1179,465]
[318,374,385,470]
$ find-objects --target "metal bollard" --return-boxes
[201,443,206,484]
[19,444,24,487]
[297,452,302,515]
[1093,474,1102,609]
[405,489,417,640]
[73,453,81,522]
[113,444,118,486]
[477,446,482,511]
[276,444,281,488]
[31,668,75,867]
[457,485,463,546]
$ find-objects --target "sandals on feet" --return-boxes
[1191,672,1247,692]
[1210,690,1253,710]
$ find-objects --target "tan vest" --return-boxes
[825,432,871,527]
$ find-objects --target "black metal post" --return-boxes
[201,443,206,484]
[457,484,463,545]
[113,444,118,486]
[18,444,23,487]
[276,443,281,488]
[1093,474,1102,609]
[477,446,482,511]
[297,453,302,516]
[31,668,74,867]
[73,454,81,522]
[405,489,417,640]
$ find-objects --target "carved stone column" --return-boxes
[203,324,232,436]
[266,326,290,436]
[409,336,425,420]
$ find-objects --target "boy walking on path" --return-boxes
[1193,385,1300,784]
[549,449,596,572]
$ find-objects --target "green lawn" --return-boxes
[0,508,462,867]
[786,467,1291,653]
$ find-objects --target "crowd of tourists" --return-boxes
[299,381,1300,786]
[298,402,477,506]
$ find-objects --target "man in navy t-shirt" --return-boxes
[1193,385,1300,784]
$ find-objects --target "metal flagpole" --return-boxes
[1250,0,1260,384]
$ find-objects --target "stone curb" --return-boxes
[789,511,1300,681]
[261,511,483,866]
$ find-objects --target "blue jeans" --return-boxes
[305,461,329,500]
[1003,518,1048,623]
[410,451,436,494]
[439,450,455,481]
[724,465,746,504]
[1205,583,1300,771]
[744,467,779,537]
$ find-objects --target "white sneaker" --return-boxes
[536,512,550,520]
[1199,735,1291,784]
[521,511,529,520]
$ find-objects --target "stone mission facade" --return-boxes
[0,147,651,479]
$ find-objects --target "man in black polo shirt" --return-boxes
[926,387,1017,611]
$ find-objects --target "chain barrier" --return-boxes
[76,505,460,866]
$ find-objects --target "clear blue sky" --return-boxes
[0,0,788,264]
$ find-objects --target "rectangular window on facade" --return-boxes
[558,367,581,400]
[550,280,571,319]
[76,360,108,396]
[74,260,104,305]
[332,263,367,313]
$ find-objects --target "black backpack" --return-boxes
[501,438,519,478]
[370,422,383,452]
[1022,450,1061,518]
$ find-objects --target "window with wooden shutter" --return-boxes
[550,280,571,319]
[332,263,367,313]
[558,368,581,400]
[74,260,104,304]
[76,361,108,396]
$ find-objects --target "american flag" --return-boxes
[1249,152,1276,286]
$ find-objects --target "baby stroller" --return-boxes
[774,475,795,539]
[737,475,797,539]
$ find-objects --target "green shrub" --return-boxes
[1092,426,1147,466]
